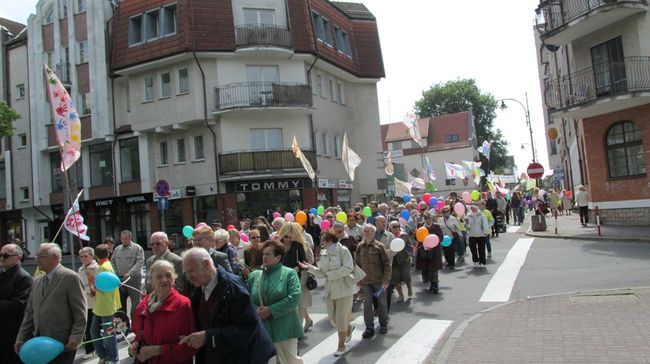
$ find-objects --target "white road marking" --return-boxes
[301,316,378,363]
[375,319,453,364]
[507,225,521,233]
[480,238,534,302]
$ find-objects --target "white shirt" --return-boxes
[203,272,219,301]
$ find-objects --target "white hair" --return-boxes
[182,247,214,266]
[213,229,229,241]
[40,243,62,259]
[151,231,169,242]
[150,259,177,279]
[79,247,94,257]
[4,243,23,257]
[363,223,377,233]
[272,217,286,226]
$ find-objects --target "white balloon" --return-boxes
[390,238,405,252]
[538,190,546,198]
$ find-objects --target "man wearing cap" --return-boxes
[465,204,489,268]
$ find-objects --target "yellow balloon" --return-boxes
[416,227,429,243]
[335,211,347,224]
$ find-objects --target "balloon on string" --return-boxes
[239,233,249,243]
[336,211,347,223]
[182,225,194,239]
[19,336,64,364]
[296,211,308,225]
[454,202,465,217]
[471,190,481,201]
[402,194,410,202]
[436,200,445,211]
[284,213,295,222]
[320,220,331,230]
[390,238,405,252]
[398,217,408,226]
[416,227,429,242]
[441,235,452,247]
[430,197,438,207]
[95,271,121,292]
[317,206,325,216]
[362,206,372,217]
[272,212,281,219]
[423,234,439,249]
[195,222,208,230]
[226,225,235,231]
[565,191,573,199]
[422,193,432,204]
[309,207,318,216]
[462,191,472,204]
[400,210,410,220]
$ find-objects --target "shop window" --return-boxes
[606,121,646,178]
[51,152,83,192]
[162,4,177,36]
[159,141,168,166]
[161,199,184,237]
[80,92,91,115]
[176,138,186,163]
[120,138,140,182]
[129,15,143,45]
[160,72,171,98]
[193,135,204,160]
[90,143,113,187]
[177,68,189,94]
[195,196,218,226]
[250,128,282,151]
[446,134,459,143]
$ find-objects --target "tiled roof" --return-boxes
[0,17,26,39]
[331,2,376,20]
[384,118,430,143]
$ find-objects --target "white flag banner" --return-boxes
[64,190,90,241]
[393,177,412,196]
[444,162,465,179]
[384,151,394,176]
[342,133,362,180]
[291,136,316,181]
[408,172,425,190]
[477,140,491,160]
[402,113,424,147]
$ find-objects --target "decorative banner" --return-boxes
[477,140,491,160]
[45,65,81,171]
[64,190,90,241]
[402,113,424,147]
[342,133,362,181]
[425,156,436,181]
[385,151,394,176]
[462,160,482,185]
[291,136,316,181]
[408,172,425,190]
[393,177,412,197]
[444,162,465,179]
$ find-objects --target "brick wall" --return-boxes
[74,12,87,41]
[60,19,68,47]
[581,103,650,204]
[42,24,54,51]
[77,63,89,92]
[589,207,650,225]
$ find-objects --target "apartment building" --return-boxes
[535,0,650,224]
[379,111,479,198]
[110,0,385,236]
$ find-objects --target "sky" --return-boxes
[1,0,549,175]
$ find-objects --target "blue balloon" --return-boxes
[430,197,438,207]
[402,194,410,202]
[310,207,318,215]
[400,210,410,220]
[20,336,64,364]
[95,271,120,292]
[182,225,194,239]
[442,235,452,247]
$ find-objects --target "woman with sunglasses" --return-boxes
[243,229,265,279]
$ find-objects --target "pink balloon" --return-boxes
[437,200,445,208]
[239,233,249,242]
[462,191,471,204]
[454,202,465,217]
[285,213,295,222]
[321,220,331,230]
[398,217,408,226]
[272,212,281,219]
[195,222,208,229]
[423,234,440,249]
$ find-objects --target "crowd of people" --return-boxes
[0,185,588,363]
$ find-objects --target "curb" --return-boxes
[524,228,650,243]
[430,286,650,363]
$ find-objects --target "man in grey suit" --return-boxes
[15,243,86,364]
[111,230,145,318]
[144,231,186,295]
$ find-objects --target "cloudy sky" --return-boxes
[2,0,549,175]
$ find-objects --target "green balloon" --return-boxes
[317,206,325,216]
[471,190,481,201]
[362,206,372,217]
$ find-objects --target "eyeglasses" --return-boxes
[0,253,18,259]
[250,236,261,239]
[390,226,400,229]
[326,216,334,219]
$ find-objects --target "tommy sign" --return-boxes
[235,179,304,192]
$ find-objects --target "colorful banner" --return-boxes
[385,151,394,176]
[477,140,491,160]
[402,113,424,147]
[45,65,81,171]
[64,190,90,241]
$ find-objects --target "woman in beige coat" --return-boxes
[299,230,355,357]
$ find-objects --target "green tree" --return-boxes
[414,79,509,171]
[0,101,19,137]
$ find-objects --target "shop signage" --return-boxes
[318,177,337,189]
[338,180,353,189]
[235,179,304,192]
[153,189,182,201]
[94,199,114,207]
[124,194,152,205]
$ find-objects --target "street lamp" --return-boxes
[499,92,537,163]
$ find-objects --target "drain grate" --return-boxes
[571,292,638,303]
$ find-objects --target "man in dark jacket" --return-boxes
[0,243,32,364]
[415,213,443,293]
[180,248,275,364]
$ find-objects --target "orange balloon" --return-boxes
[296,211,308,225]
[416,227,429,243]
[548,127,558,140]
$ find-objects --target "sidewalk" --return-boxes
[435,287,650,363]
[524,213,650,243]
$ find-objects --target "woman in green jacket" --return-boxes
[247,240,304,364]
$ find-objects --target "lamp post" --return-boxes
[499,92,537,163]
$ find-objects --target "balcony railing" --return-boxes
[235,24,293,49]
[219,149,317,175]
[544,56,650,111]
[214,82,313,111]
[536,0,647,38]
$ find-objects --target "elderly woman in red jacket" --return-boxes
[129,260,197,363]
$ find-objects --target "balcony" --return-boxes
[214,82,313,113]
[544,56,650,118]
[536,0,647,46]
[219,149,317,175]
[235,24,293,49]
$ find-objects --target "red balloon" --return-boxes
[226,225,235,230]
[422,193,432,204]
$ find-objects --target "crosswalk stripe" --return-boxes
[301,315,378,363]
[375,319,452,364]
[506,225,521,233]
[480,238,534,302]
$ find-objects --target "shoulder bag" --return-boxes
[340,244,366,287]
[298,254,318,291]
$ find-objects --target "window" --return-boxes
[159,141,168,165]
[312,12,325,41]
[591,37,626,96]
[16,84,25,99]
[338,82,345,105]
[145,10,160,41]
[89,143,113,187]
[335,27,352,57]
[144,76,154,102]
[445,179,456,186]
[80,93,91,115]
[45,8,54,24]
[160,72,171,98]
[250,129,282,151]
[315,131,324,156]
[388,141,403,151]
[445,134,459,143]
[61,0,68,17]
[20,187,29,201]
[334,135,342,158]
[51,153,82,192]
[176,138,186,163]
[77,0,86,13]
[243,8,275,25]
[46,52,54,69]
[129,15,143,45]
[120,138,140,182]
[320,132,327,156]
[193,135,204,160]
[177,68,189,94]
[17,134,27,148]
[324,133,332,156]
[78,40,87,64]
[606,121,646,178]
[550,139,558,155]
[246,65,279,82]
[162,4,177,36]
[330,78,338,102]
[322,18,333,45]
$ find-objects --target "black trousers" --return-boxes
[0,346,23,364]
[83,309,94,354]
[442,242,455,267]
[579,206,589,225]
[469,236,487,265]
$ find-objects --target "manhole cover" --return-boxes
[571,293,638,303]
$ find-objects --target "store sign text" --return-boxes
[236,180,303,192]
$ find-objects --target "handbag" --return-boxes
[340,244,366,287]
[297,253,318,291]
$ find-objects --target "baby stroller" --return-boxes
[493,210,506,233]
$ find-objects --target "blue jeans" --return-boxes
[485,234,491,254]
[456,231,467,257]
[91,314,118,362]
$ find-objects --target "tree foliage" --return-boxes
[0,101,19,137]
[414,79,509,171]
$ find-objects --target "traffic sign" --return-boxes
[157,197,169,210]
[155,179,170,197]
[527,163,544,179]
